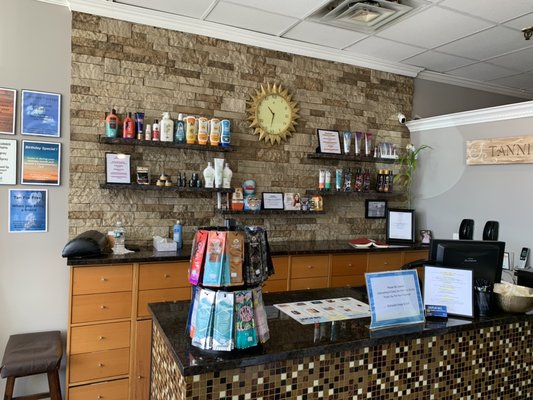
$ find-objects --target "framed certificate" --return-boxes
[317,129,341,154]
[386,208,415,244]
[105,152,131,184]
[262,192,284,210]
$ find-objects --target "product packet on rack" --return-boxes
[212,291,235,351]
[252,287,270,343]
[234,290,258,349]
[192,288,216,349]
[202,231,227,287]
[227,231,244,286]
[187,285,201,338]
[189,230,209,285]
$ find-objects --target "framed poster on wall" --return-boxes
[8,189,48,233]
[0,138,17,184]
[21,140,61,185]
[0,88,16,135]
[21,90,61,137]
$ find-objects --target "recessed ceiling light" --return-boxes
[350,9,381,23]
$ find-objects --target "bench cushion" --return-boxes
[1,331,62,378]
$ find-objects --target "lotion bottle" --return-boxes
[105,108,120,138]
[160,112,174,142]
[203,162,215,188]
[174,113,185,144]
[173,220,183,249]
[152,119,160,141]
[222,163,233,189]
[123,112,135,139]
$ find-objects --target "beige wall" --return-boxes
[0,0,71,396]
[69,12,413,245]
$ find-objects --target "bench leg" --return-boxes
[3,376,15,400]
[47,370,62,400]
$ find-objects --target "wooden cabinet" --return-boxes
[68,379,129,400]
[262,257,288,293]
[290,255,329,290]
[367,252,403,272]
[331,254,367,287]
[132,320,152,400]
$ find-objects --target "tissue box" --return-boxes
[153,236,177,252]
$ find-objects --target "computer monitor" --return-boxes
[428,239,506,284]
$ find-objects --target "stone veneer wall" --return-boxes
[69,12,413,245]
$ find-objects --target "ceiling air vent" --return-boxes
[311,0,423,32]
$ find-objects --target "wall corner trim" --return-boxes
[406,100,533,133]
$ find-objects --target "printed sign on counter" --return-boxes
[423,266,473,318]
[365,270,425,330]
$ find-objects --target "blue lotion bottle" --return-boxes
[173,220,183,249]
[174,113,186,144]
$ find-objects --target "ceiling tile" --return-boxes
[206,2,298,35]
[441,0,533,23]
[283,21,368,49]
[116,0,216,19]
[504,12,533,30]
[487,47,533,72]
[489,73,533,90]
[402,51,474,72]
[345,37,424,62]
[376,6,493,48]
[447,62,519,81]
[436,26,530,60]
[221,0,329,19]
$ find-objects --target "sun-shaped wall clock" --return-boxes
[247,83,299,145]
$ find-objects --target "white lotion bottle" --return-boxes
[203,162,215,188]
[222,163,232,189]
[160,112,174,142]
[213,158,224,188]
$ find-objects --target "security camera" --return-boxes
[397,113,406,124]
[523,27,533,40]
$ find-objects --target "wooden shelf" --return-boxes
[98,135,233,152]
[305,189,400,197]
[101,183,234,193]
[306,153,396,164]
[216,209,325,215]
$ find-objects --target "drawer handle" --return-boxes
[348,263,352,267]
[100,277,107,282]
[163,274,170,278]
[97,396,103,400]
[383,262,388,265]
[98,336,105,341]
[138,375,143,379]
[100,305,107,310]
[98,363,104,367]
[307,265,313,269]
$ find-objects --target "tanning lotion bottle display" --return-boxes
[222,163,232,188]
[186,116,196,144]
[160,112,174,142]
[197,117,209,145]
[123,112,135,138]
[203,162,215,188]
[175,113,185,144]
[152,119,160,141]
[105,108,120,138]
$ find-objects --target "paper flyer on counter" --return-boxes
[274,297,370,325]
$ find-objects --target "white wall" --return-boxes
[409,102,533,270]
[413,78,527,118]
[0,0,70,396]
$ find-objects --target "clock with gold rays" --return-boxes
[247,83,299,145]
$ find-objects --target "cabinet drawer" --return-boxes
[271,257,289,280]
[330,275,366,288]
[290,277,328,290]
[403,250,428,264]
[71,292,132,324]
[69,348,130,383]
[72,265,133,295]
[137,287,191,318]
[138,262,189,290]
[367,252,403,272]
[331,254,367,276]
[262,279,287,293]
[70,321,130,354]
[68,379,129,400]
[291,255,329,279]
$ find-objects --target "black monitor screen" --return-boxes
[428,239,506,284]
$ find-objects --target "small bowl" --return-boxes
[493,292,533,313]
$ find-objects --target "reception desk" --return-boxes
[149,287,533,400]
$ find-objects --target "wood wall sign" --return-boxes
[466,135,533,165]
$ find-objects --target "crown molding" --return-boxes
[417,70,533,101]
[406,100,533,133]
[66,0,423,77]
[35,0,69,6]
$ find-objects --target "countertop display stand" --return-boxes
[186,225,274,352]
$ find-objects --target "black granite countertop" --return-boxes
[149,287,533,376]
[67,241,429,265]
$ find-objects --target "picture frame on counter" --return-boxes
[0,87,17,135]
[9,189,48,233]
[21,140,61,185]
[0,138,17,185]
[317,129,342,154]
[262,192,284,210]
[386,208,415,244]
[365,199,387,219]
[21,90,61,137]
[105,152,131,184]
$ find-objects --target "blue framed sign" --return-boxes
[8,189,48,233]
[365,270,425,330]
[21,90,61,137]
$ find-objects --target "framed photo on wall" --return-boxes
[21,90,61,137]
[21,140,61,185]
[317,129,341,154]
[0,87,17,135]
[365,199,387,219]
